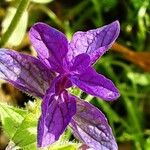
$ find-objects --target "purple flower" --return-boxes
[0,21,120,150]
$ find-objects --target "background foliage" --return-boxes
[0,0,150,150]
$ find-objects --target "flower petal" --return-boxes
[29,22,68,73]
[70,99,118,150]
[38,89,76,147]
[70,67,120,101]
[68,21,120,64]
[70,53,90,73]
[0,49,54,97]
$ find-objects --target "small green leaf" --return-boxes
[0,101,39,150]
[0,102,27,138]
[51,145,77,150]
[2,7,28,46]
[12,113,37,149]
[49,142,80,150]
[11,100,41,150]
[31,0,53,4]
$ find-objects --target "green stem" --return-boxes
[0,0,30,47]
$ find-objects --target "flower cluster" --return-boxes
[0,21,120,149]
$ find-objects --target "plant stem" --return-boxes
[0,0,30,47]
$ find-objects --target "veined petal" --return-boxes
[70,53,90,73]
[0,49,54,97]
[70,99,118,150]
[68,21,120,64]
[29,22,68,73]
[38,89,76,147]
[70,67,120,101]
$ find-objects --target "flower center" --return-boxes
[55,74,72,95]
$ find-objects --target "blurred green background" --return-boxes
[0,0,150,150]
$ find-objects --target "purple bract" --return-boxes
[0,21,120,150]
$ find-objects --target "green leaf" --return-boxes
[50,145,77,150]
[2,7,28,46]
[12,100,41,149]
[49,142,80,150]
[12,113,37,150]
[0,101,39,150]
[0,102,27,138]
[31,0,53,4]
